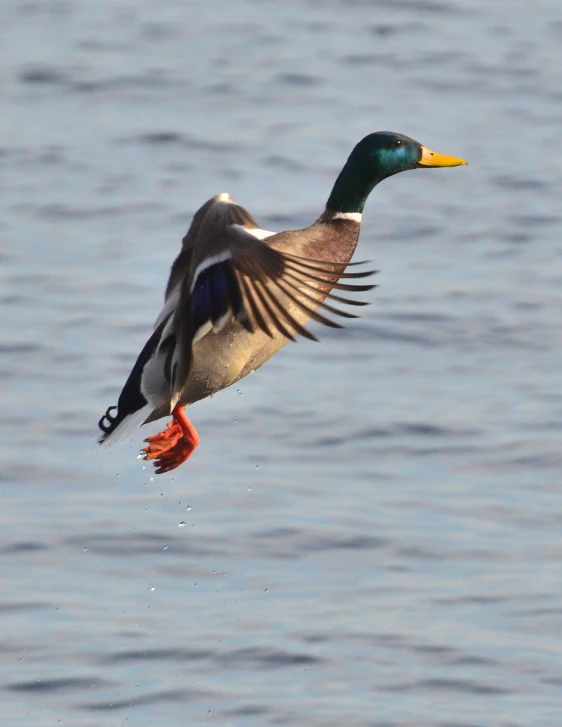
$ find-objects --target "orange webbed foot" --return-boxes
[142,420,183,460]
[141,405,200,474]
[151,437,199,474]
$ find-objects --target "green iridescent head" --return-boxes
[326,131,467,214]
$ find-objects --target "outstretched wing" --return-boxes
[169,211,376,401]
[229,226,376,342]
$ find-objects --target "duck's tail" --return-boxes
[98,402,154,446]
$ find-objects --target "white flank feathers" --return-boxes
[140,348,170,406]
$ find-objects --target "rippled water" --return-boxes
[2,1,562,725]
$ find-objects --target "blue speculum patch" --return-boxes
[190,261,234,333]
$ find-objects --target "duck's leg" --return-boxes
[142,404,200,474]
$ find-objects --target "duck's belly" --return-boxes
[179,315,293,406]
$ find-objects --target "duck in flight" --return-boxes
[99,131,467,473]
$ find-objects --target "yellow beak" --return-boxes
[417,146,468,168]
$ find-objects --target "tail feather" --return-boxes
[99,403,154,446]
[98,324,166,444]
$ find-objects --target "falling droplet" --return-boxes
[178,522,186,528]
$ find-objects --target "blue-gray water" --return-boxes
[2,1,562,725]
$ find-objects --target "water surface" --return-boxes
[2,1,562,725]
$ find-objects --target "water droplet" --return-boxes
[163,546,168,551]
[83,547,88,552]
[186,505,192,511]
[264,588,268,592]
[178,522,186,528]
[150,586,155,591]
[248,487,252,492]
[255,465,259,470]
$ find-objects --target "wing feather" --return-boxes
[227,226,376,338]
[170,202,376,399]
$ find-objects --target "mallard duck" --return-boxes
[99,131,466,473]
